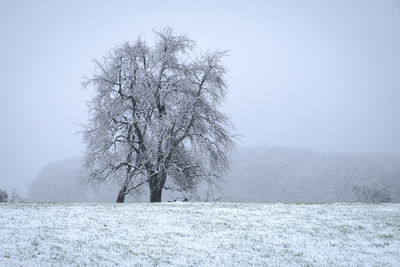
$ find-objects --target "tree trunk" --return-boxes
[116,190,125,203]
[116,185,127,203]
[150,187,162,202]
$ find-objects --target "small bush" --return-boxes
[0,189,8,203]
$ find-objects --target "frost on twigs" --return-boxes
[82,27,235,202]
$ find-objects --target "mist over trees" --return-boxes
[82,28,234,203]
[27,147,400,203]
[223,147,400,203]
[27,158,123,203]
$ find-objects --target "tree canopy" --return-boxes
[82,28,235,202]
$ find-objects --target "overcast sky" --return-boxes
[1,0,400,194]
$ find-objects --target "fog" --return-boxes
[1,0,400,196]
[27,147,400,203]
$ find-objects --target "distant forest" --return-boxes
[28,146,400,203]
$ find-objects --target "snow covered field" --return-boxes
[1,203,399,266]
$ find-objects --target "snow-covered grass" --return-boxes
[1,203,399,266]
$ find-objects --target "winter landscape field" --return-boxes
[1,203,399,266]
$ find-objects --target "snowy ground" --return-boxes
[1,203,399,266]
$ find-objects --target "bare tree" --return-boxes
[82,28,235,202]
[9,189,24,203]
[352,185,392,203]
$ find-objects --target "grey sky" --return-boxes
[1,0,400,194]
